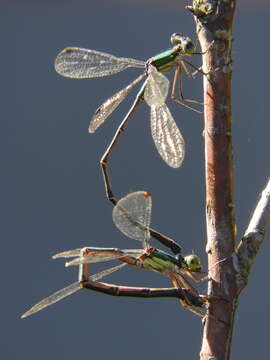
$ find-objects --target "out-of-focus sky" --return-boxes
[1,0,270,9]
[2,1,270,359]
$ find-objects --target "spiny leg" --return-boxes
[182,58,215,86]
[171,64,203,113]
[171,56,216,113]
[179,298,206,318]
[169,274,207,317]
[179,61,204,104]
[183,269,209,284]
[170,272,200,297]
[170,273,229,325]
[183,58,208,76]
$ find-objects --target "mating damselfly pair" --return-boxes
[21,33,209,320]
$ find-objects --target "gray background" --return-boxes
[2,1,270,359]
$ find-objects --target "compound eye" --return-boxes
[170,32,183,45]
[185,40,195,53]
[184,254,202,271]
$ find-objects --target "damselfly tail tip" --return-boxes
[21,310,31,319]
[21,304,43,319]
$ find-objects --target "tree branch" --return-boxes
[235,177,270,288]
[187,1,237,359]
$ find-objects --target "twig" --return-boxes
[236,177,270,288]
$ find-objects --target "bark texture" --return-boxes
[187,1,237,359]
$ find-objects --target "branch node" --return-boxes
[186,0,219,22]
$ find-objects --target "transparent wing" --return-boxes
[89,263,127,281]
[21,257,137,318]
[65,249,144,267]
[112,191,152,248]
[144,66,170,106]
[53,248,82,258]
[55,47,145,79]
[53,247,122,267]
[21,282,80,319]
[144,65,185,168]
[89,73,145,133]
[151,104,185,168]
[66,254,124,266]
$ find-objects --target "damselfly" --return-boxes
[21,191,207,319]
[55,34,206,202]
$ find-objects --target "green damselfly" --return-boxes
[55,34,206,201]
[21,191,207,319]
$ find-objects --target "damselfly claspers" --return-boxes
[21,191,208,319]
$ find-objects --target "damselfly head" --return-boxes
[170,33,195,55]
[184,254,202,271]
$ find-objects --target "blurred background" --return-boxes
[2,1,270,359]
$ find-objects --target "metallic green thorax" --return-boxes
[142,248,178,272]
[149,46,182,73]
[141,248,202,274]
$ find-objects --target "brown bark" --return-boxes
[187,1,237,359]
